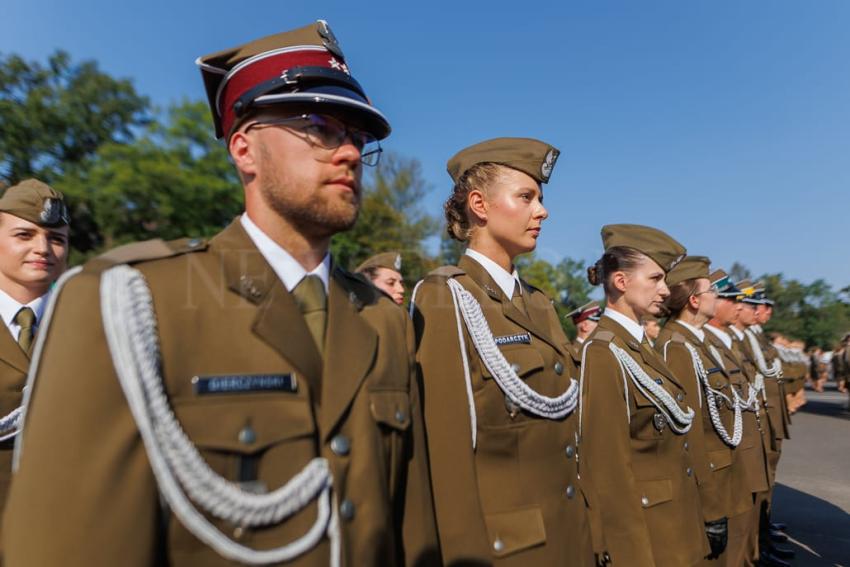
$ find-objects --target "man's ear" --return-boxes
[229,131,257,178]
[467,189,487,222]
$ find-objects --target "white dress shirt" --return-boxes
[241,214,331,293]
[465,248,522,299]
[603,309,645,343]
[676,319,705,343]
[0,288,48,343]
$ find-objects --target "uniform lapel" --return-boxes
[458,256,563,353]
[319,269,377,440]
[0,325,29,374]
[600,316,683,388]
[214,221,323,395]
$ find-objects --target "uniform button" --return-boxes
[602,552,612,564]
[330,435,351,456]
[238,426,256,445]
[684,441,689,451]
[233,526,245,539]
[676,392,684,402]
[493,538,505,552]
[565,445,575,459]
[655,378,663,385]
[566,485,576,499]
[340,499,355,520]
[510,363,521,373]
[395,410,406,423]
[709,462,715,470]
[187,238,202,248]
[641,496,650,507]
[554,361,564,375]
[687,467,693,477]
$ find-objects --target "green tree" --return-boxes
[0,50,149,184]
[517,254,596,337]
[763,273,850,349]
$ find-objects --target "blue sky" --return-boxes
[3,1,849,288]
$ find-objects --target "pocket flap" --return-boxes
[173,397,315,453]
[369,390,411,431]
[482,346,545,379]
[637,478,673,509]
[484,507,547,558]
[708,448,733,472]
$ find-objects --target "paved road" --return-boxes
[772,385,850,566]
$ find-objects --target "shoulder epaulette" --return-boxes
[670,332,687,344]
[85,237,208,272]
[427,265,465,279]
[591,330,615,343]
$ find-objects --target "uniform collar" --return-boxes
[240,213,330,292]
[751,324,763,334]
[704,324,732,350]
[676,319,705,342]
[728,325,745,341]
[464,248,522,299]
[603,308,644,343]
[0,287,48,338]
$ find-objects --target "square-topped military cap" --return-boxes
[666,255,711,286]
[196,20,390,140]
[600,224,686,273]
[0,179,69,227]
[710,269,741,298]
[566,300,602,324]
[447,138,560,184]
[355,251,402,273]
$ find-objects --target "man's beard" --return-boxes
[258,145,360,238]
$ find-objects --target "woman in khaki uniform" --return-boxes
[578,225,709,566]
[656,257,754,565]
[411,138,597,566]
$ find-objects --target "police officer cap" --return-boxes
[710,269,741,298]
[666,255,711,287]
[196,20,390,140]
[566,301,602,324]
[355,252,402,273]
[600,224,686,273]
[0,179,70,228]
[447,138,560,185]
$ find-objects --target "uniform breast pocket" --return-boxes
[172,395,318,487]
[370,390,411,492]
[631,389,665,441]
[481,345,546,381]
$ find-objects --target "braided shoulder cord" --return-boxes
[682,343,743,447]
[608,343,695,434]
[101,265,338,566]
[744,329,781,378]
[446,278,579,420]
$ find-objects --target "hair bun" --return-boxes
[587,264,601,286]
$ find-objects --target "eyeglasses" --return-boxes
[246,113,382,166]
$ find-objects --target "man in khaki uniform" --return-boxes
[566,301,601,363]
[3,22,438,567]
[0,180,70,532]
[355,252,405,305]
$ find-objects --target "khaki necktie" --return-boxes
[14,307,36,353]
[293,275,327,355]
[511,280,527,316]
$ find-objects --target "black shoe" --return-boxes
[759,551,792,567]
[770,522,788,532]
[770,530,789,543]
[769,545,796,559]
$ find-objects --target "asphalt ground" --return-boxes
[772,384,850,566]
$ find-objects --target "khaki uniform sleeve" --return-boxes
[2,271,160,567]
[579,341,656,566]
[412,280,491,564]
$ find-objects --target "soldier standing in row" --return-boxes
[354,252,406,305]
[564,301,601,366]
[411,138,598,565]
[3,21,438,566]
[579,224,708,566]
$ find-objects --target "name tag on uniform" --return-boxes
[707,367,723,375]
[495,333,532,346]
[192,374,298,395]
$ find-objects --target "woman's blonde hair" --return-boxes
[443,163,503,242]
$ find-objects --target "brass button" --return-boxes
[641,496,650,507]
[238,426,256,445]
[566,485,576,499]
[330,435,351,456]
[493,538,505,552]
[565,445,575,459]
[554,361,564,375]
[340,499,355,520]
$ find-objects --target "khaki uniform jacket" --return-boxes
[579,315,708,567]
[0,326,29,522]
[2,220,439,567]
[751,329,791,437]
[656,321,752,522]
[706,328,771,495]
[733,329,784,446]
[411,255,596,566]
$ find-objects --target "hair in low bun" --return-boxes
[587,262,602,286]
[589,246,645,294]
[443,162,502,242]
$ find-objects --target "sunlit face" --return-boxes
[478,167,548,259]
[754,304,769,324]
[369,267,404,305]
[738,302,757,326]
[235,110,364,239]
[713,297,739,325]
[692,277,717,320]
[618,256,670,318]
[0,213,69,297]
[577,318,598,338]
